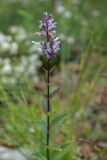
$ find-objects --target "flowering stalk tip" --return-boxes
[32,12,60,60]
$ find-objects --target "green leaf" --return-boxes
[51,113,67,129]
[38,90,47,98]
[42,96,47,113]
[32,152,46,160]
[36,120,46,134]
[52,142,75,160]
[49,66,56,74]
[49,144,62,152]
[50,87,60,99]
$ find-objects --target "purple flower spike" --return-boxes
[32,12,60,60]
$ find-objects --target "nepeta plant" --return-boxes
[32,12,60,160]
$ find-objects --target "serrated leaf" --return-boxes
[50,87,60,99]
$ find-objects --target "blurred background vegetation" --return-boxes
[0,0,107,159]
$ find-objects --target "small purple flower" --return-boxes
[39,12,57,32]
[32,12,60,60]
